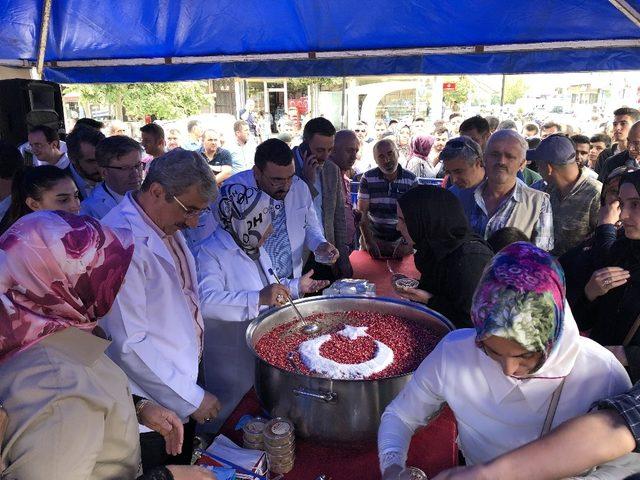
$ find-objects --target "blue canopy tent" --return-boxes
[1,0,640,82]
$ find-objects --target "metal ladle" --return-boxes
[268,268,319,335]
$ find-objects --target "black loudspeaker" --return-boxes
[0,79,65,147]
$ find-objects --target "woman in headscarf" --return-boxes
[405,135,439,178]
[378,242,631,480]
[196,183,328,431]
[0,165,80,235]
[559,165,637,332]
[393,186,493,328]
[0,211,215,480]
[579,169,640,380]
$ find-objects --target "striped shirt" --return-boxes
[358,165,417,241]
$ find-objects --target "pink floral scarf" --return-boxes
[0,211,134,363]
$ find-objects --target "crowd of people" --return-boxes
[1,101,640,480]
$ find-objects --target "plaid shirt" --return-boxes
[596,382,640,452]
[459,178,554,251]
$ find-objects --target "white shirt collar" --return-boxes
[36,152,70,170]
[104,183,125,202]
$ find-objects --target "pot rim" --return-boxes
[245,295,454,383]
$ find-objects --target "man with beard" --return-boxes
[100,149,221,471]
[597,108,640,181]
[358,138,417,259]
[223,138,339,282]
[80,135,144,219]
[293,117,352,280]
[140,123,166,160]
[166,129,181,150]
[457,130,554,251]
[66,125,106,199]
[229,120,257,174]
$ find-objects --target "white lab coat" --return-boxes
[100,193,205,427]
[224,169,326,277]
[80,182,121,219]
[196,226,300,431]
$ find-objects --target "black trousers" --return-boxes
[140,418,196,471]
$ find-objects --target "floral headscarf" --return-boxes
[218,183,272,260]
[0,211,134,363]
[471,242,565,357]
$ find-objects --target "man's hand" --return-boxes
[381,465,417,480]
[396,286,433,304]
[432,465,492,480]
[138,402,184,456]
[167,465,217,479]
[598,199,620,226]
[191,391,221,424]
[302,148,320,184]
[315,242,340,265]
[299,269,330,295]
[259,284,291,307]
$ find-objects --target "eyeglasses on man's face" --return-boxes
[104,162,145,173]
[172,195,211,218]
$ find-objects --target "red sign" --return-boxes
[443,82,457,91]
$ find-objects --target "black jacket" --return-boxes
[597,150,634,183]
[594,144,617,175]
[419,240,493,329]
[574,225,640,375]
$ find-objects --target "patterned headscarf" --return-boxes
[218,183,272,260]
[471,242,565,357]
[408,135,435,161]
[0,211,134,363]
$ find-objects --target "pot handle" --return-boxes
[293,387,337,403]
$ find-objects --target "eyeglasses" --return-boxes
[628,140,640,151]
[104,162,144,173]
[172,195,211,218]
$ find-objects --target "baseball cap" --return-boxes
[526,134,576,165]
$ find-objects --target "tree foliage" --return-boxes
[71,82,210,120]
[442,76,475,106]
[503,78,528,105]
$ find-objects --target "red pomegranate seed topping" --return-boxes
[254,311,441,380]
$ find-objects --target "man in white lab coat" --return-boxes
[100,148,220,471]
[80,135,144,219]
[224,138,339,280]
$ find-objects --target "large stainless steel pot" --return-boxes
[246,295,453,444]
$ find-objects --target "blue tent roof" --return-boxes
[2,0,640,82]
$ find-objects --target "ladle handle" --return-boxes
[293,387,337,403]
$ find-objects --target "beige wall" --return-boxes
[0,66,33,80]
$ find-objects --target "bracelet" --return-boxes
[135,399,153,417]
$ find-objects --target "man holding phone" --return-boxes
[293,117,353,280]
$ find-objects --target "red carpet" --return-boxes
[349,250,420,299]
[199,389,458,479]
